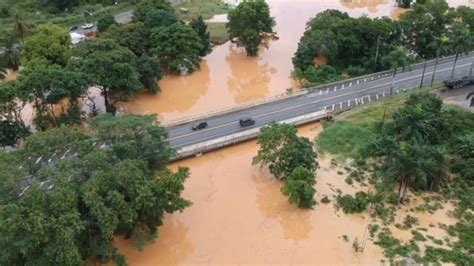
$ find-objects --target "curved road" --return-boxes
[167,54,474,149]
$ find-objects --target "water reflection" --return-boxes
[251,170,313,242]
[227,46,277,103]
[340,0,390,13]
[115,216,193,265]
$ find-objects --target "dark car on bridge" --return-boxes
[239,118,255,127]
[192,122,208,131]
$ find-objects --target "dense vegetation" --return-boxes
[316,89,474,264]
[0,114,191,265]
[253,122,318,209]
[227,0,275,56]
[293,0,474,84]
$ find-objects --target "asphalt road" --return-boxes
[167,54,474,149]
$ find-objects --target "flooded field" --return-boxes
[120,0,473,122]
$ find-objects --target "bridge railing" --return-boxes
[174,110,328,160]
[162,52,474,129]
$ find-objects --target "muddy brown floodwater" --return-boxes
[120,0,472,122]
[115,123,385,264]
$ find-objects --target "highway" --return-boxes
[166,54,474,149]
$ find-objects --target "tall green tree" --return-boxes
[132,0,173,23]
[151,23,203,73]
[227,0,275,56]
[104,22,151,57]
[0,67,5,80]
[22,23,71,67]
[0,81,29,146]
[281,166,317,209]
[449,23,473,79]
[253,122,317,179]
[0,114,190,265]
[143,9,178,29]
[72,39,143,113]
[190,15,211,56]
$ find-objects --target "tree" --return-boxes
[72,39,143,113]
[104,22,151,57]
[151,23,203,73]
[137,54,161,93]
[1,36,20,71]
[381,46,412,95]
[97,12,118,33]
[22,23,71,67]
[367,136,445,203]
[132,0,173,23]
[0,114,190,265]
[0,67,5,80]
[0,81,29,146]
[281,166,317,209]
[12,12,28,43]
[143,9,178,29]
[190,16,211,56]
[302,65,340,84]
[253,122,317,179]
[227,0,275,56]
[16,62,88,129]
[392,92,448,144]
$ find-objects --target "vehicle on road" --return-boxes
[81,23,94,30]
[69,25,78,31]
[443,76,474,90]
[239,118,255,127]
[192,122,208,131]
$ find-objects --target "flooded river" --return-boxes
[114,1,470,265]
[115,123,385,264]
[121,0,473,122]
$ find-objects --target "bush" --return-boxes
[337,191,370,213]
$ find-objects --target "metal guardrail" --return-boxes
[162,52,474,129]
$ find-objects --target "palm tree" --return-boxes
[428,35,450,86]
[0,67,7,80]
[450,24,473,79]
[382,46,411,96]
[12,13,28,44]
[1,36,20,71]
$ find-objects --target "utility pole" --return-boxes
[390,68,396,96]
[419,61,427,89]
[374,36,380,71]
[430,57,439,87]
[450,53,459,79]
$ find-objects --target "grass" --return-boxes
[176,0,231,21]
[337,84,443,125]
[207,22,229,45]
[316,122,374,159]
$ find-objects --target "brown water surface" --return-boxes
[115,123,385,264]
[121,0,472,122]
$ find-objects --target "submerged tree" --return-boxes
[282,166,317,209]
[227,0,275,56]
[190,15,211,56]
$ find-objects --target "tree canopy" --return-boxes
[226,0,275,56]
[0,114,190,265]
[22,23,71,67]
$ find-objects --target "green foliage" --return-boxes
[281,166,317,209]
[0,114,190,265]
[226,0,275,56]
[151,22,203,73]
[402,215,419,229]
[104,22,151,56]
[1,36,21,71]
[72,38,143,113]
[190,15,211,56]
[132,0,173,23]
[301,65,340,84]
[143,9,178,29]
[321,195,331,204]
[22,23,71,66]
[97,12,117,32]
[336,191,370,214]
[316,122,374,159]
[253,122,317,179]
[0,81,29,146]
